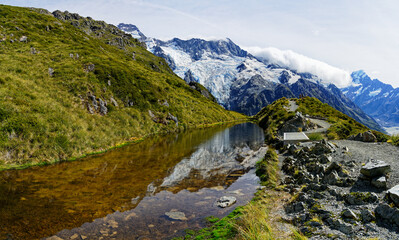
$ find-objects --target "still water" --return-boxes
[0,123,265,240]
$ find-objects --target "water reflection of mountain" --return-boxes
[160,123,265,188]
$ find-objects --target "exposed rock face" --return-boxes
[278,112,316,134]
[360,159,391,178]
[216,196,236,208]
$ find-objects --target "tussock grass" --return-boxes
[0,5,245,169]
[306,132,324,141]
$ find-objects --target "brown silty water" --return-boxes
[0,122,265,240]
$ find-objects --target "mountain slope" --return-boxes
[0,5,243,168]
[342,70,399,127]
[118,23,383,132]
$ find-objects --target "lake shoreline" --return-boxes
[0,119,248,171]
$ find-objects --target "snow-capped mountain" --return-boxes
[118,23,383,132]
[342,70,399,128]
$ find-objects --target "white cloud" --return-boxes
[245,46,352,88]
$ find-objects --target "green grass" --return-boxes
[177,148,307,240]
[0,5,245,168]
[306,132,324,141]
[255,149,279,188]
[389,134,399,146]
[254,97,379,142]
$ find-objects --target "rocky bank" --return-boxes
[273,139,399,239]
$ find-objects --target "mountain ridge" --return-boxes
[342,70,399,128]
[118,23,384,132]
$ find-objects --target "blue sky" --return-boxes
[3,0,399,87]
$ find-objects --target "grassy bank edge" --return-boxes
[175,148,307,240]
[0,118,248,171]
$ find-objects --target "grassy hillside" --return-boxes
[254,97,371,141]
[0,5,244,169]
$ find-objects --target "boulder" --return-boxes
[371,176,387,189]
[360,209,375,223]
[360,159,391,178]
[344,192,378,205]
[285,201,305,214]
[387,185,399,206]
[363,131,377,142]
[375,203,399,226]
[216,196,236,208]
[323,170,339,185]
[341,208,357,220]
[331,219,354,234]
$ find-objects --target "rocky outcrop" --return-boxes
[277,139,398,239]
[348,130,377,142]
[278,112,316,134]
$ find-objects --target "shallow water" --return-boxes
[0,122,265,240]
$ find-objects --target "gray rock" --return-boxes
[323,170,339,185]
[69,53,74,58]
[165,211,187,221]
[285,201,305,214]
[288,144,299,155]
[341,208,357,220]
[19,36,27,42]
[167,113,178,126]
[387,185,399,206]
[87,102,94,114]
[85,63,95,72]
[98,98,107,115]
[110,97,118,107]
[344,192,378,205]
[30,47,37,54]
[360,209,375,223]
[48,67,54,77]
[108,80,111,86]
[375,203,399,225]
[88,95,98,110]
[216,196,236,208]
[360,159,391,178]
[332,219,354,234]
[371,176,387,189]
[363,131,377,142]
[319,154,332,164]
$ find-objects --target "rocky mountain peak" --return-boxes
[117,23,147,41]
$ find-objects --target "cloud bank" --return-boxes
[245,46,352,88]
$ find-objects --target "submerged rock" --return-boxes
[165,210,187,221]
[216,196,236,208]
